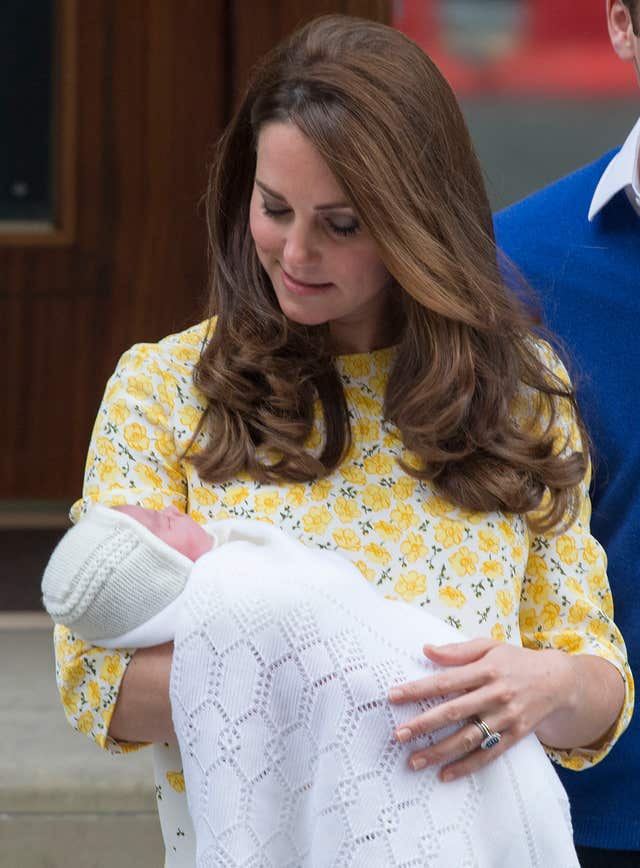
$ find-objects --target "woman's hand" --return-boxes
[108,642,176,744]
[388,638,624,782]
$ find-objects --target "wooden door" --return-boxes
[2,0,227,502]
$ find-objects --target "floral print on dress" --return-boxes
[53,319,634,857]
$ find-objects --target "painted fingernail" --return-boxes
[388,688,403,701]
[395,727,412,742]
[440,770,454,782]
[411,757,427,771]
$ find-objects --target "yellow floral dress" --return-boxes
[54,320,634,865]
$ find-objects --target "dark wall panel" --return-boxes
[0,0,54,220]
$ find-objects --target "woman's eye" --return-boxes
[261,203,289,218]
[328,220,359,238]
[260,201,359,238]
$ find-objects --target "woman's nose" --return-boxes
[283,222,318,268]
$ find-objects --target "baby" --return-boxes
[43,504,221,647]
[43,505,578,867]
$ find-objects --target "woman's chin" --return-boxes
[276,298,330,328]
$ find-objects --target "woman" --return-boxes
[55,14,633,866]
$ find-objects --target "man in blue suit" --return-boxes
[494,3,639,865]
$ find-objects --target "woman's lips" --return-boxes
[281,267,334,296]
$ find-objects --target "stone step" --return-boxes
[0,616,165,868]
[1,814,164,868]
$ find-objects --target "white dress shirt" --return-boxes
[589,116,640,220]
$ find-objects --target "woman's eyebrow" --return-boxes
[255,179,351,211]
[255,180,287,201]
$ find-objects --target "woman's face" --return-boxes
[249,121,394,354]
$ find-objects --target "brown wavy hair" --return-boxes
[190,14,588,532]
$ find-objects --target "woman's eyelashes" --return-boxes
[329,219,360,238]
[260,203,289,218]
[260,202,360,238]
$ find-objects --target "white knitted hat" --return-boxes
[42,504,193,642]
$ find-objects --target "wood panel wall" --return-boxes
[1,0,389,501]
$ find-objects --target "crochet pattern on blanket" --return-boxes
[169,527,578,868]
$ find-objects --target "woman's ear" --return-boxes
[608,0,638,61]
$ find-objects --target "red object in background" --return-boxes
[527,0,604,42]
[393,0,638,96]
[393,0,484,93]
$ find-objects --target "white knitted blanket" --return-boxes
[162,519,578,868]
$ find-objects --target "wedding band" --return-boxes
[473,716,502,750]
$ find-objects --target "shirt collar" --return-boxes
[588,116,640,221]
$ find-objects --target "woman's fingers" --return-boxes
[407,717,513,781]
[422,638,497,666]
[392,683,513,744]
[388,650,497,705]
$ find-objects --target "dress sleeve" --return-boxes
[54,338,194,753]
[518,345,634,769]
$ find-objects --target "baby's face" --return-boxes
[114,505,213,561]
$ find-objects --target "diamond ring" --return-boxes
[473,716,502,750]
